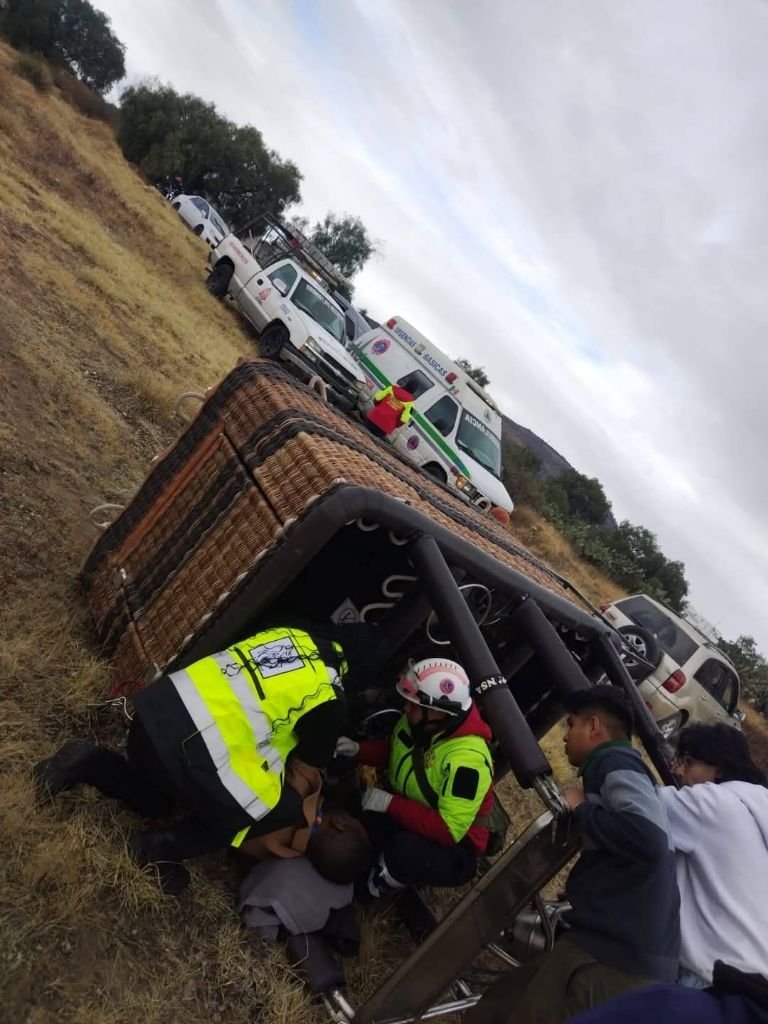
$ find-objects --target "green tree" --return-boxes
[544,468,612,527]
[1,0,56,55]
[118,84,301,223]
[601,520,689,612]
[2,0,125,92]
[501,442,544,509]
[455,359,490,388]
[719,635,768,711]
[309,213,375,279]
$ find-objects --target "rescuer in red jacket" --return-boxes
[336,658,494,898]
[365,384,415,439]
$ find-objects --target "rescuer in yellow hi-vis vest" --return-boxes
[33,626,353,894]
[365,383,415,439]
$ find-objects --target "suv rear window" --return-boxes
[615,596,699,666]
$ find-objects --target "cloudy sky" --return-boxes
[94,0,768,651]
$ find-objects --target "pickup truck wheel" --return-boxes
[206,264,232,299]
[260,325,288,360]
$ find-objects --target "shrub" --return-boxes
[51,66,119,126]
[13,52,53,93]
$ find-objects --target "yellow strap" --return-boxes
[231,826,250,848]
[333,641,349,679]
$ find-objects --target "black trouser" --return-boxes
[76,718,176,818]
[74,720,302,861]
[362,812,477,888]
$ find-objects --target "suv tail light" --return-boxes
[662,670,687,693]
[386,318,397,329]
[598,603,610,612]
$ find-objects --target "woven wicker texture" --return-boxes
[81,359,570,680]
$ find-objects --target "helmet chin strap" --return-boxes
[412,705,452,738]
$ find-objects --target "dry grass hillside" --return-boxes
[2,38,767,1024]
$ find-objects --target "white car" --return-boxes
[171,195,230,248]
[601,593,743,740]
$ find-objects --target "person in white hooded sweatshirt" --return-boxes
[661,723,768,989]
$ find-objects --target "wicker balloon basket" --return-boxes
[80,359,570,683]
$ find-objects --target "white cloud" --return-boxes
[95,0,768,649]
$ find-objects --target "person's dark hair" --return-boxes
[675,724,767,786]
[306,812,371,884]
[563,685,634,739]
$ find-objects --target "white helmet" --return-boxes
[396,658,472,716]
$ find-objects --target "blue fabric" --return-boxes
[564,745,681,981]
[567,984,768,1024]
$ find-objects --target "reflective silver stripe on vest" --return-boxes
[169,667,271,821]
[208,650,284,778]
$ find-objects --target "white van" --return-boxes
[351,317,514,516]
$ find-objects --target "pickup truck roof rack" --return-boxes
[235,213,352,296]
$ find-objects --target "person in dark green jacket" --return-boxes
[465,685,680,1024]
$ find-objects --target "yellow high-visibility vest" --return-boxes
[168,627,342,846]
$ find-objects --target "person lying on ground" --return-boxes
[336,657,495,898]
[33,625,358,894]
[661,722,768,989]
[464,685,680,1024]
[566,960,768,1024]
[239,755,370,885]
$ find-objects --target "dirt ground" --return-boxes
[0,45,587,1024]
[3,39,767,1024]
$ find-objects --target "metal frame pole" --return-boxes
[595,634,676,785]
[351,813,580,1024]
[408,534,551,788]
[506,597,592,697]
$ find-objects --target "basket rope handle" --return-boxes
[89,503,125,529]
[175,391,206,423]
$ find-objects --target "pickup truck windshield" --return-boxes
[292,279,345,342]
[457,410,502,476]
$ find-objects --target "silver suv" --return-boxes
[601,594,743,740]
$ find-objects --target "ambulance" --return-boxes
[351,317,514,517]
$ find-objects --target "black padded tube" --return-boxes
[506,597,592,698]
[409,534,551,787]
[594,633,676,786]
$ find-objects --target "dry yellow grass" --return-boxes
[0,41,348,1024]
[8,36,748,1024]
[0,39,438,1022]
[508,504,627,608]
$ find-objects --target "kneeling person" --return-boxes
[34,626,350,892]
[339,658,494,897]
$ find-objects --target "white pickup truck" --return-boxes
[206,216,365,408]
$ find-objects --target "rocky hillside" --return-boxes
[502,414,574,480]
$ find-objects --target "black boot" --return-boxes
[33,739,100,799]
[129,831,191,896]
